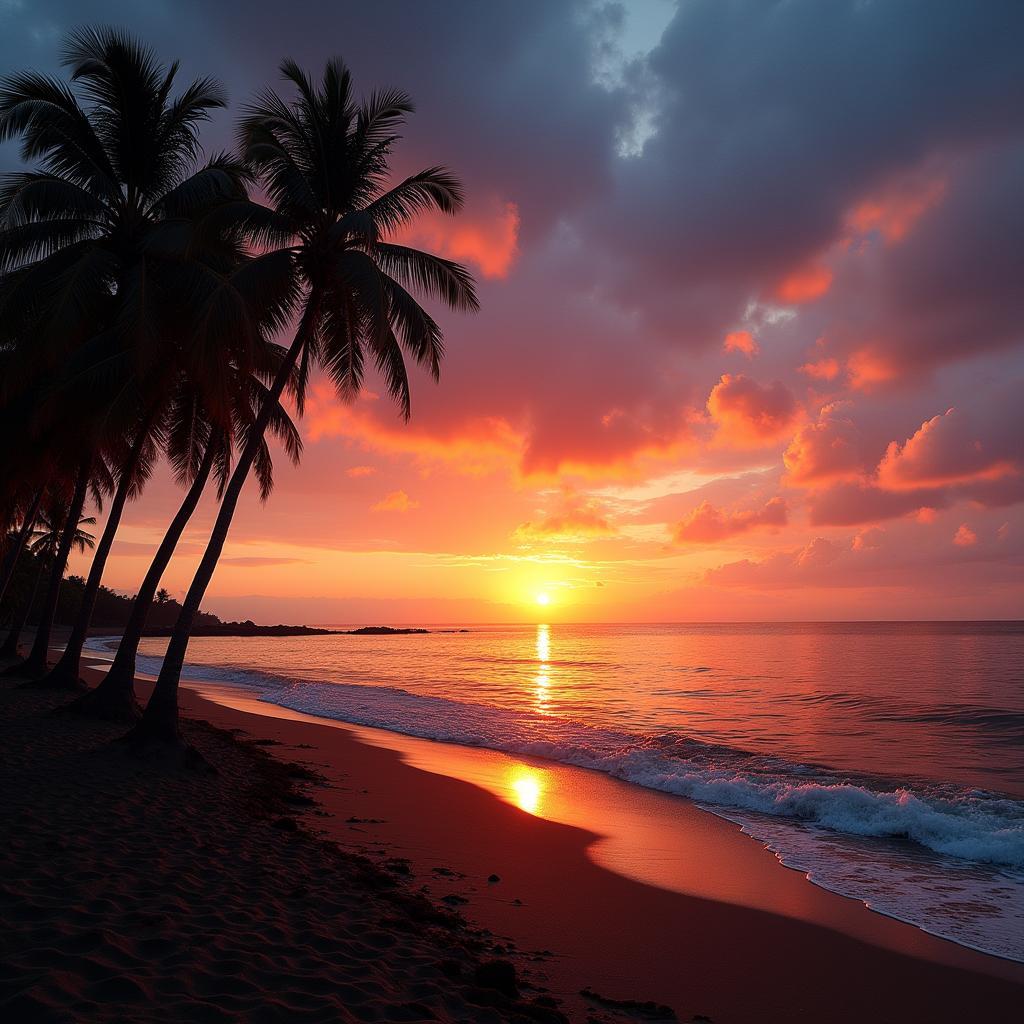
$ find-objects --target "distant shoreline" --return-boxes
[135,624,439,638]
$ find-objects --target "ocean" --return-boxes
[88,621,1024,960]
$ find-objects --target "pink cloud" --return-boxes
[372,490,420,512]
[775,261,833,303]
[845,174,947,245]
[705,537,843,588]
[514,491,617,543]
[953,523,977,547]
[346,465,376,478]
[799,357,841,381]
[723,330,759,357]
[707,374,800,446]
[396,197,520,279]
[847,346,898,390]
[674,496,788,544]
[784,402,863,486]
[877,407,1019,490]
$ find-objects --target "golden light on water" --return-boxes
[534,623,552,714]
[508,766,545,815]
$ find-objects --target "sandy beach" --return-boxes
[0,647,1020,1023]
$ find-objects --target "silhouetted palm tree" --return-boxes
[0,506,96,659]
[135,58,478,743]
[0,29,294,684]
[74,356,302,720]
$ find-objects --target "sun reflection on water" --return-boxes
[534,623,552,715]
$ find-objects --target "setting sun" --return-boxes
[535,592,551,606]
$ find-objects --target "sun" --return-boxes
[535,592,551,607]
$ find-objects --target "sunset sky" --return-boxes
[6,0,1022,623]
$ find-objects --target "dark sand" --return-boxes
[0,670,567,1023]
[2,649,1022,1023]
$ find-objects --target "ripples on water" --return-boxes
[90,620,1024,960]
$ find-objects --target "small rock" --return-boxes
[488,873,501,883]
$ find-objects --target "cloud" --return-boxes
[877,407,1019,490]
[674,496,788,544]
[799,357,841,382]
[513,492,617,544]
[372,490,420,512]
[775,262,833,304]
[220,557,311,567]
[723,330,759,357]
[953,523,978,547]
[845,173,947,244]
[346,465,376,478]
[805,480,944,527]
[396,198,520,279]
[707,374,800,446]
[705,537,844,589]
[784,402,863,486]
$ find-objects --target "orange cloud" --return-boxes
[707,374,800,446]
[784,402,862,486]
[916,507,938,524]
[847,347,898,390]
[396,198,520,279]
[372,490,420,512]
[877,407,1019,490]
[846,175,946,244]
[346,465,376,478]
[674,496,788,544]
[953,523,977,547]
[723,330,759,357]
[852,526,885,551]
[775,261,833,303]
[799,357,841,381]
[513,492,617,544]
[304,383,524,475]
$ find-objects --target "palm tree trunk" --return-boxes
[132,318,310,743]
[16,461,90,679]
[0,488,44,606]
[73,438,216,720]
[40,416,156,690]
[0,558,45,659]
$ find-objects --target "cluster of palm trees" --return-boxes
[0,29,478,746]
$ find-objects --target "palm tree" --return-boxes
[0,488,44,605]
[133,58,479,743]
[0,29,295,686]
[0,506,96,659]
[72,357,302,720]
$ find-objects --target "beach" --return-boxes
[1,649,1021,1023]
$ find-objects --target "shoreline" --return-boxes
[4,640,1021,1021]
[71,656,1023,1021]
